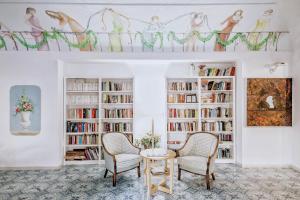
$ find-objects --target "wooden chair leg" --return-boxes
[104,169,108,178]
[137,164,141,178]
[112,172,117,187]
[178,165,181,181]
[211,173,215,181]
[206,173,210,190]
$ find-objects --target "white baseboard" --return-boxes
[290,164,300,172]
[0,165,62,170]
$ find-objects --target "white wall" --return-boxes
[0,51,294,168]
[278,0,300,169]
[0,53,61,167]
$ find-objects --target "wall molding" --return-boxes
[0,0,276,6]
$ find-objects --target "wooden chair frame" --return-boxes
[101,132,141,186]
[176,131,219,190]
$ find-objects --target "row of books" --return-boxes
[201,93,232,103]
[102,81,132,91]
[202,80,232,91]
[201,121,232,132]
[168,82,198,91]
[201,107,232,118]
[66,122,99,133]
[168,94,197,103]
[198,65,236,77]
[103,122,133,132]
[65,148,99,161]
[67,134,98,145]
[67,79,99,91]
[67,95,98,105]
[167,141,181,144]
[217,147,232,159]
[103,109,133,118]
[102,94,133,104]
[167,121,198,132]
[219,133,233,142]
[168,109,198,118]
[67,108,99,119]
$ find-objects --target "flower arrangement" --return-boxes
[15,95,34,114]
[140,132,160,149]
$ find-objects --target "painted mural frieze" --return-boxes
[0,4,289,52]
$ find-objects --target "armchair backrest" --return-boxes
[183,132,219,158]
[101,132,132,155]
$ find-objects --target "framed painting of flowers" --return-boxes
[10,85,41,135]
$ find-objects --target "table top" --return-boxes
[140,148,176,160]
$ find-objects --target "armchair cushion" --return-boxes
[178,156,212,175]
[115,154,142,173]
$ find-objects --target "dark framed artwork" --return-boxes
[247,78,292,126]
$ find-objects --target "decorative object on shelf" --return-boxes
[247,78,292,126]
[10,85,41,135]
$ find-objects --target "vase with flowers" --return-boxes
[15,95,34,129]
[140,132,160,149]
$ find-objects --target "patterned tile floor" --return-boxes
[0,164,300,200]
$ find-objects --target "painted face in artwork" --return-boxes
[45,10,68,29]
[264,9,273,16]
[25,7,36,20]
[232,10,243,21]
[192,13,204,25]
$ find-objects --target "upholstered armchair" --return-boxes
[177,132,219,190]
[101,132,142,186]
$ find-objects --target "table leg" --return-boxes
[170,158,174,194]
[146,159,152,198]
[144,158,147,185]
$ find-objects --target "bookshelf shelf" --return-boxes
[102,90,133,93]
[65,160,99,165]
[66,132,101,135]
[166,63,236,163]
[66,118,99,121]
[66,90,99,93]
[66,144,99,147]
[201,90,233,93]
[64,77,134,165]
[168,90,199,93]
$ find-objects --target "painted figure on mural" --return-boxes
[141,16,164,47]
[0,21,10,31]
[185,12,209,52]
[25,7,49,51]
[45,10,94,51]
[214,9,243,51]
[101,8,131,52]
[248,9,273,46]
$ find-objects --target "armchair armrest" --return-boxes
[123,139,141,155]
[177,139,194,157]
[103,148,116,172]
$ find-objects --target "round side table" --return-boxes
[140,149,176,198]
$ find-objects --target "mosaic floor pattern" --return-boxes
[0,164,300,200]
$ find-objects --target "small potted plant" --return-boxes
[140,132,160,149]
[15,95,34,129]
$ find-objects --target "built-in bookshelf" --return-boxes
[167,63,235,163]
[64,78,134,165]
